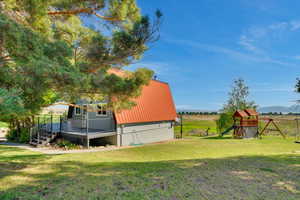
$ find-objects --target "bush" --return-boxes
[216,112,234,135]
[6,128,30,143]
[55,139,80,150]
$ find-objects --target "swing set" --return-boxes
[259,117,286,139]
[223,109,300,142]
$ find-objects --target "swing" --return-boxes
[259,118,286,139]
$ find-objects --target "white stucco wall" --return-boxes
[118,121,174,146]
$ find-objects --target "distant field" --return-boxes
[175,114,300,138]
[175,115,218,137]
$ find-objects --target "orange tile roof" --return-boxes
[114,80,177,124]
[107,68,129,77]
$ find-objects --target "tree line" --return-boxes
[177,112,218,115]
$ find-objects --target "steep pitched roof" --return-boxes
[244,109,258,116]
[114,80,177,124]
[234,109,258,118]
[234,110,249,118]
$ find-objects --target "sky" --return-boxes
[89,0,300,111]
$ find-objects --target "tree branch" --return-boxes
[48,9,121,22]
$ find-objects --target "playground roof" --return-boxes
[234,110,249,118]
[244,109,258,116]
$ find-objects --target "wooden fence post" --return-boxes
[180,114,183,139]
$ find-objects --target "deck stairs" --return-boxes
[29,116,62,147]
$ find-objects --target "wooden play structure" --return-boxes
[232,109,259,138]
[221,109,286,139]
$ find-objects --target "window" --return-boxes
[83,105,87,115]
[75,105,87,115]
[75,106,81,115]
[96,104,107,116]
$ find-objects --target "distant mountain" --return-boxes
[176,109,218,113]
[258,105,300,113]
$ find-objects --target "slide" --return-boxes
[221,126,235,136]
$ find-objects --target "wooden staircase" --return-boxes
[29,115,63,147]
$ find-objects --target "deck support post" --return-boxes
[86,105,89,148]
[50,115,53,133]
[37,117,40,146]
[59,116,62,132]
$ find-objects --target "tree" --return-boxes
[222,78,256,113]
[0,0,162,140]
[216,78,257,134]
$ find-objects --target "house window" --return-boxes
[96,104,107,116]
[83,105,87,115]
[75,106,81,115]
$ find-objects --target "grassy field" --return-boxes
[0,136,300,200]
[175,115,218,137]
[0,122,8,128]
[175,114,300,138]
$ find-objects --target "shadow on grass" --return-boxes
[202,136,233,140]
[0,146,299,200]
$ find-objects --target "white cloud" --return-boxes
[237,20,300,66]
[166,38,295,67]
[239,35,264,55]
[269,22,289,31]
[290,20,300,31]
[251,85,294,92]
[293,55,300,60]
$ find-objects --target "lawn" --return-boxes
[175,114,300,138]
[0,136,300,200]
[0,122,8,128]
[175,115,218,137]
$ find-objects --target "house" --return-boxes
[60,70,177,147]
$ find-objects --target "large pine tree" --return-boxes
[0,0,162,136]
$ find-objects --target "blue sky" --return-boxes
[88,0,300,111]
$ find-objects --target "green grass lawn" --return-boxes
[0,122,8,128]
[1,136,300,199]
[175,119,217,137]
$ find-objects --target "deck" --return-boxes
[41,123,117,139]
[61,129,117,139]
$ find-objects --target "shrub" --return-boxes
[6,128,30,143]
[216,112,234,135]
[55,139,80,150]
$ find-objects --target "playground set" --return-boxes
[221,109,286,139]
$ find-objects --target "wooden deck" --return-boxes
[43,123,117,139]
[61,129,117,139]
